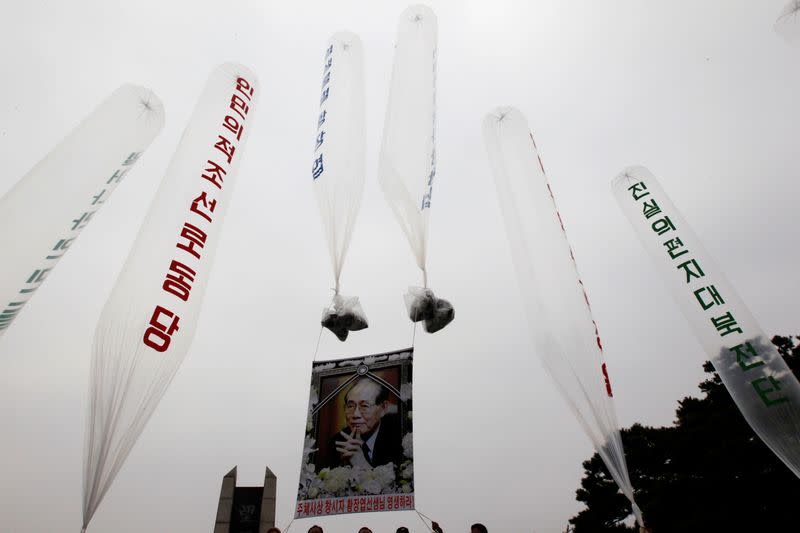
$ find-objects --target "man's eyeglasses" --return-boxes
[345,401,377,413]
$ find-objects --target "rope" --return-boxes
[313,290,338,362]
[280,303,329,533]
[415,509,435,532]
[311,325,324,362]
[417,509,434,522]
[410,291,421,349]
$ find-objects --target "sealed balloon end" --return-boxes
[321,294,369,341]
[404,286,455,333]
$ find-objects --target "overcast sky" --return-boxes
[1,1,798,532]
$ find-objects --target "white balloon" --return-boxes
[483,107,643,526]
[0,85,164,338]
[378,4,438,285]
[313,31,365,294]
[312,32,370,340]
[82,63,259,532]
[612,165,800,479]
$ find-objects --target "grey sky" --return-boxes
[0,1,798,532]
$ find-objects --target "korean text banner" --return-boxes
[612,166,800,478]
[296,349,414,518]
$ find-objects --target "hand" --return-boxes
[432,521,443,533]
[334,429,370,468]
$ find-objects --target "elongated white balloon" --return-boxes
[82,64,258,532]
[313,32,365,294]
[483,108,643,526]
[612,166,800,479]
[313,32,369,340]
[378,4,437,285]
[0,85,164,338]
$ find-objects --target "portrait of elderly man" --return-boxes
[320,377,403,470]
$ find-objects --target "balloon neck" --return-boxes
[422,269,428,288]
[631,502,645,528]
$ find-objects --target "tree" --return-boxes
[569,335,800,532]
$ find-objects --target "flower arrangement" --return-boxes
[297,460,412,499]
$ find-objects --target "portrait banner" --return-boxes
[295,348,414,518]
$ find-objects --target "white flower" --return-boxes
[313,362,336,373]
[400,383,412,402]
[363,478,382,494]
[401,483,412,493]
[298,462,318,498]
[374,463,396,487]
[303,436,318,462]
[401,462,413,480]
[359,354,387,365]
[308,486,319,499]
[388,350,410,361]
[308,387,319,409]
[352,463,396,495]
[402,432,413,459]
[322,466,350,493]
